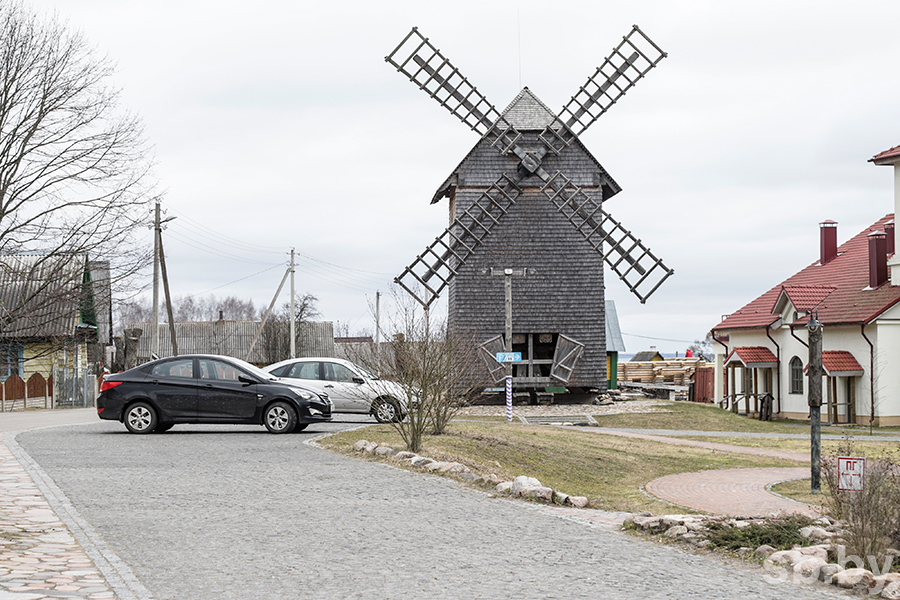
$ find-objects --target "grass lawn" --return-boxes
[589,400,896,436]
[319,420,800,513]
[676,435,900,457]
[770,478,830,511]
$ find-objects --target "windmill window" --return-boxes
[0,345,23,382]
[790,356,803,394]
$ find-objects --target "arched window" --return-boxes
[790,356,804,394]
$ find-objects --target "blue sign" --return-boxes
[495,352,522,363]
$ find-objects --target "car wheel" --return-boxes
[290,423,309,433]
[264,401,297,434]
[124,402,157,434]
[373,398,401,423]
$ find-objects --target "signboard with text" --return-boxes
[495,352,522,363]
[837,456,866,492]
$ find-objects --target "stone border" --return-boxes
[350,439,590,508]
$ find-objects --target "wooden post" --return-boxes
[849,377,857,423]
[826,376,834,424]
[808,315,823,494]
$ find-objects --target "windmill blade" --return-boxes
[386,27,501,135]
[395,175,522,308]
[541,171,673,303]
[557,25,666,137]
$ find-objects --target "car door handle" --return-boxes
[324,384,334,389]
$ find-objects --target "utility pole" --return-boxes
[151,202,160,359]
[487,267,532,420]
[290,248,296,359]
[808,311,823,494]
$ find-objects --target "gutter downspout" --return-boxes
[713,330,729,409]
[861,323,875,431]
[790,324,809,348]
[766,324,781,415]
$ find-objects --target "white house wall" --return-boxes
[718,323,880,424]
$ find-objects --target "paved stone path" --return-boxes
[646,467,820,517]
[583,427,821,517]
[0,439,116,599]
[13,419,846,599]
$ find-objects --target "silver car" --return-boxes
[262,357,407,423]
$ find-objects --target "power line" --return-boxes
[621,331,699,344]
[181,264,285,299]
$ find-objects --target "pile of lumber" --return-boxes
[617,358,708,386]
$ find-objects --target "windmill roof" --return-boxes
[500,88,556,130]
[430,88,622,204]
[714,214,900,331]
[870,144,900,165]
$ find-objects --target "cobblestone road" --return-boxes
[15,419,847,599]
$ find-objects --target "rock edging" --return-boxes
[626,512,900,597]
[351,439,589,508]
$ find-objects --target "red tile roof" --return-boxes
[821,350,864,375]
[715,214,900,331]
[725,346,778,366]
[781,285,836,311]
[870,145,900,164]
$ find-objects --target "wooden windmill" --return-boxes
[386,26,673,391]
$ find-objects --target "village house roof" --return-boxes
[0,255,92,340]
[821,350,864,376]
[714,214,900,331]
[630,349,664,362]
[869,145,900,165]
[725,346,778,368]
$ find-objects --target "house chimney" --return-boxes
[886,220,895,256]
[869,230,888,288]
[820,220,838,265]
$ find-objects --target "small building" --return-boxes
[0,254,107,381]
[630,348,665,362]
[711,143,900,425]
[605,301,626,389]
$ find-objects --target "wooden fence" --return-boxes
[1,373,53,411]
[1,371,103,411]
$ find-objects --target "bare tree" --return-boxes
[260,293,320,364]
[116,294,261,332]
[0,2,154,352]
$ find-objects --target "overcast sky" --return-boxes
[25,0,900,353]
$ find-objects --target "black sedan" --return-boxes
[97,354,332,434]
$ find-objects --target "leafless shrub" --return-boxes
[823,437,900,561]
[350,291,488,453]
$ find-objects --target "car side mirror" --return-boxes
[352,377,365,385]
[238,375,255,387]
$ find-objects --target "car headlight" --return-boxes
[290,388,316,401]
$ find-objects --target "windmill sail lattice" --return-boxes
[386,27,501,135]
[558,25,667,136]
[388,25,673,308]
[395,175,522,308]
[541,171,673,303]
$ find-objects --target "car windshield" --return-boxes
[352,363,379,380]
[227,357,279,381]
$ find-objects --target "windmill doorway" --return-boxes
[480,332,585,388]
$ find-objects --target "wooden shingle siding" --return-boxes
[447,128,609,388]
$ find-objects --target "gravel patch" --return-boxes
[458,400,672,418]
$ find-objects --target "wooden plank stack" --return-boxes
[617,358,708,386]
